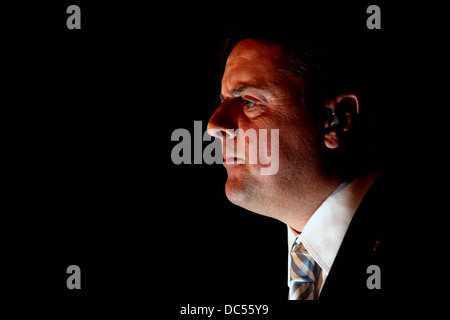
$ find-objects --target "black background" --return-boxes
[1,1,448,301]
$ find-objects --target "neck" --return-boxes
[282,174,344,232]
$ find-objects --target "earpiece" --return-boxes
[323,95,357,134]
[329,111,340,128]
[323,110,341,133]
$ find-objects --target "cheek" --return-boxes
[237,105,320,167]
[278,119,321,165]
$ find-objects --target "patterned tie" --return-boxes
[289,240,322,300]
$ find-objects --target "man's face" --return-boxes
[207,39,326,220]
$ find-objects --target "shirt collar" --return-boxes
[288,171,380,275]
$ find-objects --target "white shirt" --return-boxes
[287,171,380,296]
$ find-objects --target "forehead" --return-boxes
[227,39,285,67]
[223,39,288,88]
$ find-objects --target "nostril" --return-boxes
[206,127,224,139]
[224,129,237,139]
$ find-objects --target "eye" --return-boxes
[243,99,256,108]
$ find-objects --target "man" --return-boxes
[206,32,434,299]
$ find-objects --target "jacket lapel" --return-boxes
[319,173,399,299]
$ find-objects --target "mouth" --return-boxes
[223,156,245,167]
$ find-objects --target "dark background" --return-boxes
[1,1,447,300]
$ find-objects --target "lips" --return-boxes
[223,155,245,166]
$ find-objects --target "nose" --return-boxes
[207,99,238,140]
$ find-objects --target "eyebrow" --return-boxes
[219,85,267,101]
[231,85,261,95]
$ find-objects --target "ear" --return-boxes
[323,94,360,149]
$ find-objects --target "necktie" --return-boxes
[289,240,322,300]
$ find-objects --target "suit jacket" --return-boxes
[319,170,449,300]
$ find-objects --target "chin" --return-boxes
[224,165,281,213]
[224,176,267,214]
[225,180,250,206]
[225,175,258,208]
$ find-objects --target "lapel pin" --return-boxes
[373,239,382,251]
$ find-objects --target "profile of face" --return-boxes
[207,39,356,225]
